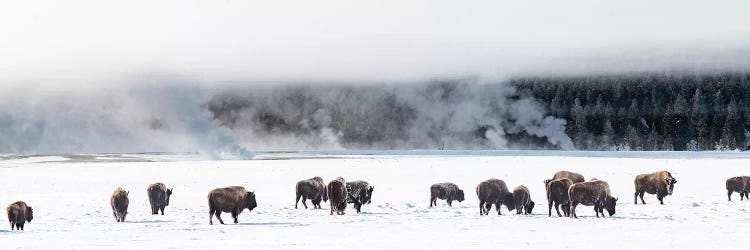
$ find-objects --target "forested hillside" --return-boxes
[513,73,750,151]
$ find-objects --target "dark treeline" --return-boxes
[512,72,750,151]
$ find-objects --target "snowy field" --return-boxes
[2,151,750,249]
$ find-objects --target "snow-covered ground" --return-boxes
[1,151,750,249]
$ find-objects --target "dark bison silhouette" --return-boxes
[207,186,257,225]
[295,177,328,209]
[726,176,750,201]
[569,180,617,218]
[513,185,534,215]
[327,177,348,215]
[346,180,374,213]
[430,182,465,207]
[545,178,573,217]
[634,171,676,205]
[476,179,515,215]
[110,187,129,222]
[147,182,173,215]
[7,201,33,230]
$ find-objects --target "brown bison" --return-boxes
[545,178,573,217]
[634,171,676,205]
[430,182,465,207]
[545,170,585,184]
[327,177,348,215]
[207,186,257,225]
[476,179,515,215]
[512,185,535,215]
[7,201,33,230]
[346,180,374,213]
[147,182,173,215]
[295,177,328,209]
[568,180,617,218]
[726,176,750,201]
[110,187,129,222]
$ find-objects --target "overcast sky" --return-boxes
[1,0,749,84]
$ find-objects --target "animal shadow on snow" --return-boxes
[126,220,174,224]
[234,222,309,227]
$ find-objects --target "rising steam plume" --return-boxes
[207,79,575,151]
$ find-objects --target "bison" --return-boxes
[147,182,173,215]
[512,185,535,215]
[476,179,515,215]
[430,182,465,207]
[569,180,617,218]
[346,180,374,213]
[545,178,573,217]
[110,187,129,222]
[295,177,328,209]
[545,170,585,184]
[7,201,33,230]
[634,171,676,205]
[327,177,348,215]
[726,176,750,201]
[207,186,257,225]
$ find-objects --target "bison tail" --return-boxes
[207,194,215,211]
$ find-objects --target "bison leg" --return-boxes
[594,205,599,218]
[209,209,214,225]
[570,202,578,218]
[562,203,571,217]
[728,190,733,201]
[548,200,553,217]
[478,201,484,215]
[312,197,320,209]
[658,194,665,205]
[330,203,334,215]
[355,203,362,213]
[301,197,308,209]
[10,222,14,230]
[639,191,646,204]
[160,206,165,215]
[295,193,302,209]
[121,212,127,222]
[215,211,225,224]
[516,203,522,215]
[447,198,453,207]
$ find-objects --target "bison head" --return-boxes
[26,206,33,222]
[666,177,676,195]
[456,190,465,202]
[526,201,535,214]
[498,193,515,212]
[604,197,617,216]
[322,187,329,202]
[366,186,374,204]
[166,188,173,206]
[245,191,258,212]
